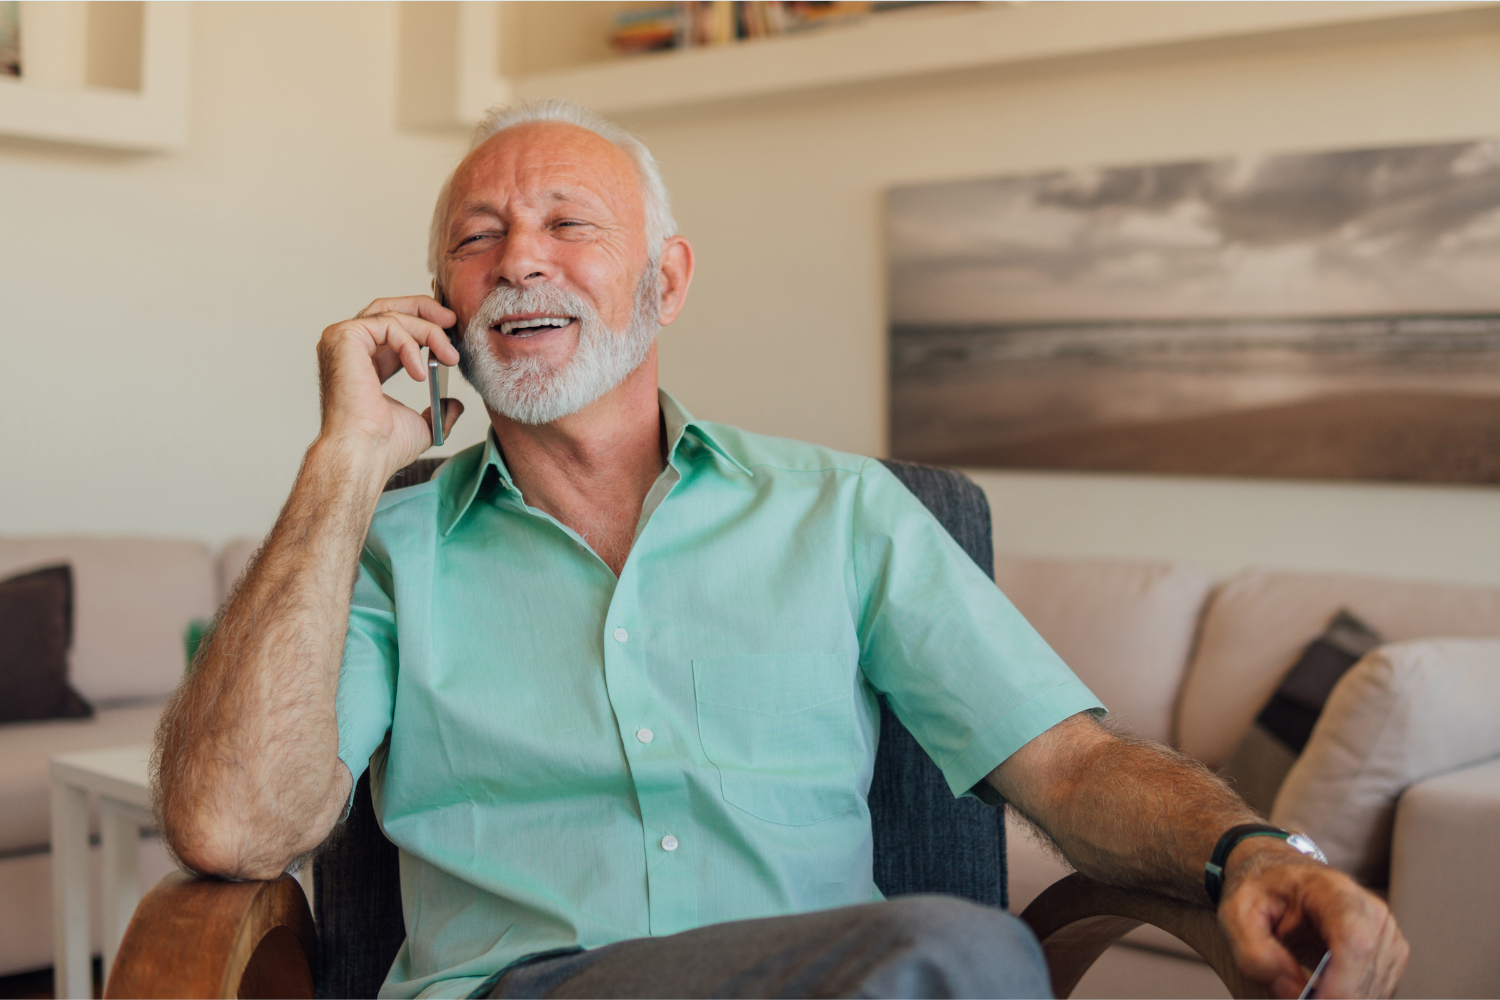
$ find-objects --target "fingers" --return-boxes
[1373,913,1408,997]
[357,295,457,330]
[323,310,458,384]
[352,297,462,369]
[1333,903,1407,999]
[1223,860,1409,1000]
[1221,887,1305,996]
[313,296,464,459]
[1307,884,1392,998]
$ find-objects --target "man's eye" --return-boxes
[458,233,496,247]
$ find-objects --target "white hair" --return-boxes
[427,99,677,278]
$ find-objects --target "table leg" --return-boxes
[51,782,91,1000]
[100,801,141,984]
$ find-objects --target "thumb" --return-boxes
[441,397,464,438]
[1222,890,1304,995]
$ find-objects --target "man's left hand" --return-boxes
[1219,844,1408,999]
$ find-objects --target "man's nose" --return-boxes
[490,225,551,287]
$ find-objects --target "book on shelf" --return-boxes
[610,1,941,56]
[0,0,20,78]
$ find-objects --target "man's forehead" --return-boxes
[451,122,639,210]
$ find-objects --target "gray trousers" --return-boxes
[486,895,1053,999]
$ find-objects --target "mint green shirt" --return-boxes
[337,391,1102,999]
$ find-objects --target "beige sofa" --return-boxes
[996,558,1500,999]
[0,537,254,976]
[3,535,1496,997]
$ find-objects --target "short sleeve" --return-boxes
[852,460,1105,799]
[336,545,398,802]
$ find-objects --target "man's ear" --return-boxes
[655,236,695,327]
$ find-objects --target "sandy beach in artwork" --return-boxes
[898,389,1500,483]
[887,140,1500,483]
[890,314,1500,483]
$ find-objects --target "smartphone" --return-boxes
[426,347,450,446]
[428,286,461,447]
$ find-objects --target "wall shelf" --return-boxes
[399,0,1495,130]
[0,1,189,151]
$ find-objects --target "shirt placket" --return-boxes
[601,563,698,936]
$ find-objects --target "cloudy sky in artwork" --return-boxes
[888,141,1500,324]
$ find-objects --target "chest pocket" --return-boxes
[692,654,861,826]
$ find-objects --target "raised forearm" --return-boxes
[154,436,388,879]
[992,716,1259,905]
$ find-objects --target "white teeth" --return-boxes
[499,316,573,336]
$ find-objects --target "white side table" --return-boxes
[49,744,153,1000]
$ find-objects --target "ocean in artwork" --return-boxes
[888,141,1500,483]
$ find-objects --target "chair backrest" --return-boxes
[315,457,1005,999]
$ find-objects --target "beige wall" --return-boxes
[1,2,475,545]
[626,6,1500,584]
[2,3,1497,587]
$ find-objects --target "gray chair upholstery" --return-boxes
[314,457,1007,999]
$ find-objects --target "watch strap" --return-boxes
[1205,823,1290,907]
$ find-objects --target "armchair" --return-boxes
[106,460,1260,999]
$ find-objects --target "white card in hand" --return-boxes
[1298,951,1332,1000]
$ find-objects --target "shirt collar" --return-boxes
[439,389,751,537]
[660,388,753,478]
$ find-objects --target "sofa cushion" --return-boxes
[0,538,216,704]
[0,564,92,724]
[1272,638,1500,887]
[0,702,166,853]
[995,558,1214,745]
[1177,570,1500,768]
[1218,609,1383,816]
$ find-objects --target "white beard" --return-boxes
[459,271,660,426]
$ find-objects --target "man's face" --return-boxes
[440,122,652,378]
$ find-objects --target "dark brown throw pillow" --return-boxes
[1219,609,1383,816]
[0,564,93,723]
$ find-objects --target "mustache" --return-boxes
[468,284,597,333]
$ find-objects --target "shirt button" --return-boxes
[660,834,679,852]
[613,628,629,643]
[636,728,654,744]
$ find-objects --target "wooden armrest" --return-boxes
[105,869,315,999]
[1019,872,1267,1000]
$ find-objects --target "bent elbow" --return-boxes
[161,816,287,882]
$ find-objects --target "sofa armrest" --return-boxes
[105,870,314,999]
[1389,755,1500,999]
[1019,872,1266,999]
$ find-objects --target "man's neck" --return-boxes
[487,358,665,576]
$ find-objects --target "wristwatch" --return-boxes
[1205,823,1327,907]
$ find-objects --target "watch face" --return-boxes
[1286,832,1328,865]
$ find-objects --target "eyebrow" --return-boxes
[453,187,598,219]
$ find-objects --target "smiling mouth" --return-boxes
[496,316,576,338]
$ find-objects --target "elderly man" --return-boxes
[156,101,1406,1000]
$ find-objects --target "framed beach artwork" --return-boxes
[887,140,1500,484]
